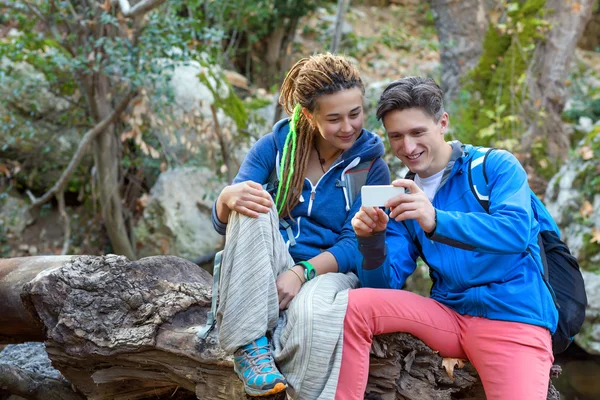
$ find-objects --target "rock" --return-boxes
[545,137,600,264]
[319,15,354,36]
[0,342,62,380]
[0,193,32,240]
[134,168,226,260]
[545,133,600,355]
[0,57,70,116]
[364,80,393,115]
[224,69,249,90]
[576,271,600,355]
[0,59,84,194]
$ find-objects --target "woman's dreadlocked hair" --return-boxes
[275,53,364,219]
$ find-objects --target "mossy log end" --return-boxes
[0,255,560,400]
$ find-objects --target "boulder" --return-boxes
[577,271,600,355]
[134,168,225,261]
[0,58,83,194]
[545,131,600,355]
[0,193,32,241]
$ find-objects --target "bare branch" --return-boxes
[210,104,235,182]
[117,0,167,18]
[28,91,136,209]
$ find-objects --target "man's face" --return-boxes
[383,108,449,178]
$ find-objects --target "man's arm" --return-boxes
[353,213,419,289]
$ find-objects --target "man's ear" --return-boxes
[439,112,449,133]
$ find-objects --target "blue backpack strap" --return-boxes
[336,159,376,208]
[280,219,296,247]
[263,151,280,194]
[468,148,559,309]
[467,147,495,213]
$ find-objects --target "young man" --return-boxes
[335,77,558,400]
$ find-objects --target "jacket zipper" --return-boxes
[307,160,344,217]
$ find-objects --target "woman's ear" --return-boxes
[302,108,313,125]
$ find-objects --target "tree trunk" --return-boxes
[252,16,299,89]
[90,75,136,260]
[331,0,350,53]
[427,0,488,104]
[521,0,595,164]
[578,4,600,51]
[1,255,561,400]
[0,256,75,343]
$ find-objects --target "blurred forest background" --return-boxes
[1,0,600,398]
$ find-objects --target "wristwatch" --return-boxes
[296,261,317,281]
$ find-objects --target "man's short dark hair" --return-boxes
[376,77,445,122]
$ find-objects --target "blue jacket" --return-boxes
[212,118,390,273]
[357,142,559,332]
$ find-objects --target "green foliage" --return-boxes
[198,67,248,129]
[0,0,205,198]
[453,0,548,148]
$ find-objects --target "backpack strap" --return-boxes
[468,148,559,309]
[263,151,280,195]
[467,147,495,213]
[336,159,376,208]
[197,250,223,340]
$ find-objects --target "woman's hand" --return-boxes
[219,181,274,218]
[352,206,389,237]
[276,265,305,310]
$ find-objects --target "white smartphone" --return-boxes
[361,185,404,207]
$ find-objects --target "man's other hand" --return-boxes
[352,206,389,237]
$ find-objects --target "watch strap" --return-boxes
[296,261,317,281]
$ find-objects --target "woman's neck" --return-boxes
[314,136,343,165]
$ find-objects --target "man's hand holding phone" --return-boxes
[355,179,437,236]
[387,179,436,233]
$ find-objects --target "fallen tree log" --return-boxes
[0,255,561,400]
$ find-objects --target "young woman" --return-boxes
[211,53,390,398]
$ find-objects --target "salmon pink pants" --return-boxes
[336,289,553,400]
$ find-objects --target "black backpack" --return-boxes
[468,147,587,354]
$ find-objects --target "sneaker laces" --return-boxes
[239,344,277,374]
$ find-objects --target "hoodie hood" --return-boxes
[271,118,385,169]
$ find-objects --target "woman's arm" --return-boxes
[211,133,278,232]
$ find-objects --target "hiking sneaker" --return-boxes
[233,336,287,396]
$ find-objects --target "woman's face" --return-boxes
[305,87,364,152]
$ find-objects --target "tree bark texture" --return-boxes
[427,0,488,104]
[522,0,595,163]
[1,255,561,400]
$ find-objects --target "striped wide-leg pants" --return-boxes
[216,206,358,399]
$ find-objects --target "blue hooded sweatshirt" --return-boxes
[212,118,390,273]
[356,142,558,333]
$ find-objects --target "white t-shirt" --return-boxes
[414,169,444,202]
